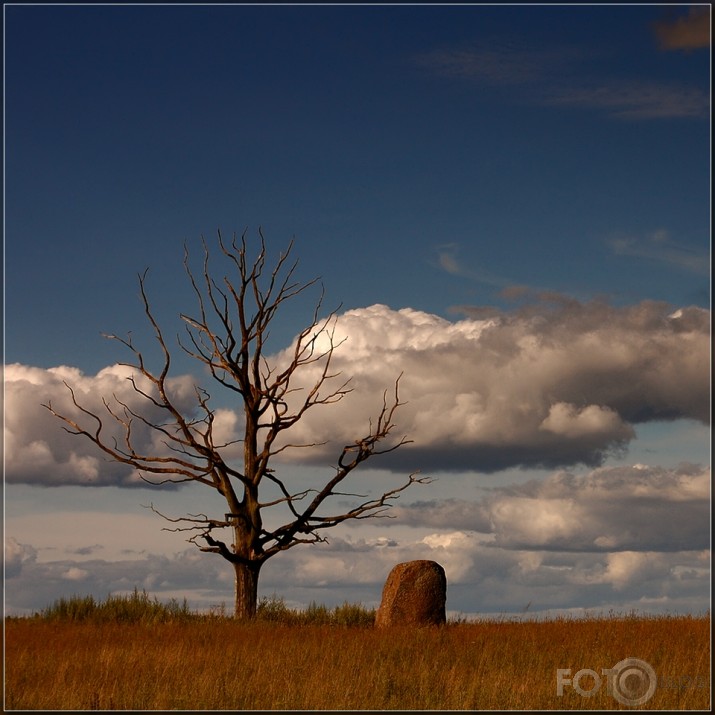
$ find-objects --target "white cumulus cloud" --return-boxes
[4,298,709,485]
[4,363,200,486]
[269,299,709,472]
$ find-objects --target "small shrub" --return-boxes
[256,594,297,624]
[40,588,191,624]
[333,601,375,627]
[303,601,332,625]
[206,602,228,619]
[40,594,98,621]
[256,595,375,626]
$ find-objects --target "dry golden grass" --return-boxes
[4,612,710,710]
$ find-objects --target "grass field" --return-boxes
[3,593,710,710]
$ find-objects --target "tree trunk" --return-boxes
[233,561,261,620]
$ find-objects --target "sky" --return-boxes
[3,4,711,619]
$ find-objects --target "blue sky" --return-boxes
[4,4,711,618]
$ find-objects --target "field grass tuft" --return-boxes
[38,587,193,624]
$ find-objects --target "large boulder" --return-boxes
[375,560,447,627]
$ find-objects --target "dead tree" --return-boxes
[45,230,425,619]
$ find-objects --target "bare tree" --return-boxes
[45,230,425,619]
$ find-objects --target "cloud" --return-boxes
[609,229,710,275]
[545,81,708,120]
[486,463,710,552]
[275,539,710,615]
[270,299,709,472]
[539,403,627,439]
[390,463,710,554]
[416,38,708,120]
[4,537,38,578]
[415,42,567,87]
[69,544,105,556]
[498,284,532,302]
[653,6,710,51]
[4,462,709,617]
[3,363,201,487]
[436,243,511,287]
[3,548,235,615]
[4,298,709,484]
[5,508,709,617]
[437,244,463,275]
[61,566,90,581]
[390,499,493,533]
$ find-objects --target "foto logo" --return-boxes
[556,657,657,707]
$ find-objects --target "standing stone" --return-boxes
[375,560,447,627]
